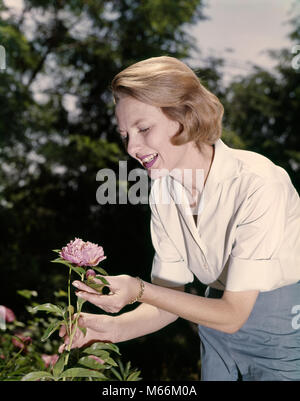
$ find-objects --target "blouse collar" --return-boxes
[166,138,241,206]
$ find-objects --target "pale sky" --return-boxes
[189,0,297,81]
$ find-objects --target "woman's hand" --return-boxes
[58,312,117,352]
[72,275,140,313]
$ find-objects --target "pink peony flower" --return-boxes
[42,354,59,368]
[88,355,105,365]
[60,238,106,267]
[0,306,16,322]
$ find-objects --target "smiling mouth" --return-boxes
[142,153,158,168]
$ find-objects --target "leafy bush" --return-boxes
[0,289,141,381]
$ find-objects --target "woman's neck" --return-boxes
[172,142,215,206]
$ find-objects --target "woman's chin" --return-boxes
[148,167,170,180]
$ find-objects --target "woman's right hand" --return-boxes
[58,312,117,353]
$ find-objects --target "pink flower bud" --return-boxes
[86,269,96,278]
[42,354,59,368]
[12,335,32,350]
[0,306,16,322]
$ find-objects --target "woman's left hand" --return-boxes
[72,274,141,313]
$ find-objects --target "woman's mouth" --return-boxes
[142,153,158,169]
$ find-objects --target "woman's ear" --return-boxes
[168,120,183,139]
[169,121,188,149]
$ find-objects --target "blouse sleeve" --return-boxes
[149,189,194,287]
[226,180,288,292]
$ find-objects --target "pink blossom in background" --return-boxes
[12,335,32,350]
[0,306,16,322]
[88,355,105,365]
[42,354,59,368]
[60,238,106,266]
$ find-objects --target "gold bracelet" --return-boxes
[129,277,145,304]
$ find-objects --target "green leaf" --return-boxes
[51,257,71,267]
[110,367,123,381]
[84,278,105,293]
[127,371,142,381]
[62,306,69,321]
[95,275,110,285]
[54,289,68,298]
[51,258,74,270]
[105,357,118,367]
[83,348,110,359]
[72,266,86,276]
[21,371,54,381]
[77,297,86,308]
[91,342,121,355]
[17,289,38,299]
[83,342,121,356]
[59,368,107,380]
[41,321,62,342]
[118,359,125,376]
[32,303,64,316]
[78,356,107,370]
[53,354,66,378]
[124,361,131,377]
[52,249,61,254]
[78,326,87,337]
[51,258,86,278]
[93,266,108,276]
[84,341,121,355]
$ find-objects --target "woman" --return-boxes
[60,56,300,381]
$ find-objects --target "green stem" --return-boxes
[4,346,24,371]
[67,301,83,353]
[63,271,85,377]
[63,267,73,380]
[67,266,72,336]
[68,273,85,347]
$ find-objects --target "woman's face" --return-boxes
[115,95,192,180]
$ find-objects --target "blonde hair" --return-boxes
[111,56,223,149]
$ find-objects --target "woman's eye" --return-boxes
[139,127,150,133]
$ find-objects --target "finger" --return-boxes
[78,314,100,331]
[76,290,103,309]
[60,339,76,351]
[76,292,121,313]
[75,291,102,304]
[59,324,66,337]
[58,343,65,354]
[73,327,82,343]
[93,276,112,286]
[73,277,112,294]
[72,281,100,295]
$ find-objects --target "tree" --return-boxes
[0,0,207,302]
[222,14,300,191]
[0,0,207,381]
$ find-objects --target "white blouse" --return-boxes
[149,138,300,292]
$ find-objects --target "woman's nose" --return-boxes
[126,134,143,157]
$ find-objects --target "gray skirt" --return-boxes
[198,281,300,381]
